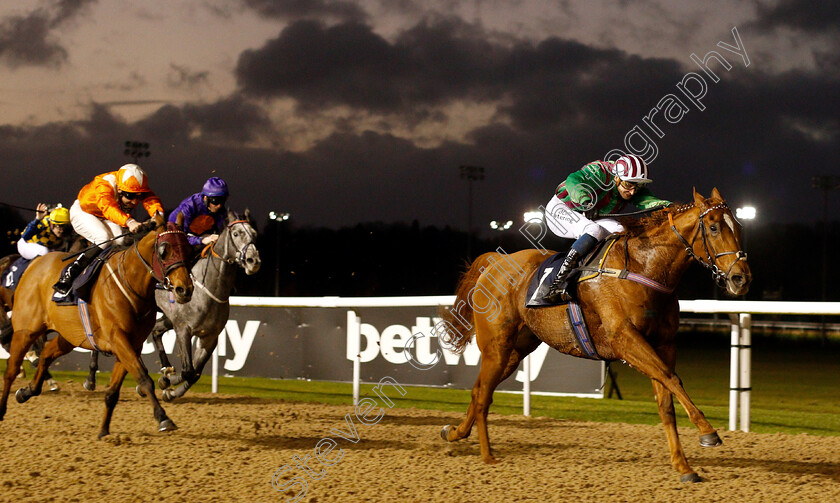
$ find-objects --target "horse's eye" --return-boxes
[233,231,239,237]
[710,224,718,233]
[157,242,168,257]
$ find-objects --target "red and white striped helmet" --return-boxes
[613,154,651,184]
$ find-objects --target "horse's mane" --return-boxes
[616,203,695,236]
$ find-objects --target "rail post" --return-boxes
[728,313,740,430]
[739,313,752,432]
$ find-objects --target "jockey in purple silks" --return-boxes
[169,177,229,247]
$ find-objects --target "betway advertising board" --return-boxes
[5,297,605,396]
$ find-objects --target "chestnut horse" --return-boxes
[439,189,751,483]
[0,214,194,437]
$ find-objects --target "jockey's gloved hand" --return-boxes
[126,219,143,233]
[201,234,219,245]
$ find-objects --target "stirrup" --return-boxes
[53,280,72,296]
[544,282,569,303]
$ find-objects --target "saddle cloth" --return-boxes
[2,257,32,293]
[524,235,618,308]
[51,247,113,306]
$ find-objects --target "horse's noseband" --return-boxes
[133,224,191,290]
[210,219,257,267]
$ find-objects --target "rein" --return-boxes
[580,237,675,293]
[667,203,747,287]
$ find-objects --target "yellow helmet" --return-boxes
[48,207,70,225]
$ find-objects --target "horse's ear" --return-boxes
[226,210,235,224]
[153,212,165,227]
[176,212,185,228]
[710,187,723,201]
[693,187,706,207]
[244,208,251,223]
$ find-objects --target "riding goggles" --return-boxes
[120,191,143,201]
[206,196,227,206]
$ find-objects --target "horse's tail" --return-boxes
[438,253,494,354]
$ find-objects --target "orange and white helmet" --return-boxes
[613,154,651,184]
[116,164,151,193]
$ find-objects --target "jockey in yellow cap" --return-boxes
[17,204,73,260]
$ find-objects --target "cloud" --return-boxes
[167,63,210,91]
[234,17,531,114]
[754,0,840,32]
[241,0,368,22]
[233,17,690,123]
[0,0,96,68]
[3,12,839,230]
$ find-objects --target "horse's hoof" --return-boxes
[162,389,176,402]
[158,375,170,390]
[83,379,96,391]
[48,381,60,392]
[440,425,453,442]
[14,388,30,403]
[481,456,500,465]
[97,430,109,440]
[136,385,146,397]
[700,432,722,447]
[158,419,178,432]
[681,473,702,483]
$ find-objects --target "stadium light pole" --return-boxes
[812,176,840,303]
[523,210,543,223]
[489,220,513,231]
[269,211,290,297]
[812,176,840,341]
[735,206,756,252]
[460,165,485,259]
[124,141,151,163]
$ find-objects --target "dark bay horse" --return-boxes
[438,189,751,483]
[0,214,194,437]
[85,210,260,400]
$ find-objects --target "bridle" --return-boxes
[668,203,748,287]
[108,224,190,314]
[192,218,257,305]
[133,225,191,291]
[207,219,257,268]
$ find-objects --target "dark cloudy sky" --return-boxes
[1,0,838,233]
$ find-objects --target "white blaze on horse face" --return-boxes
[722,213,735,235]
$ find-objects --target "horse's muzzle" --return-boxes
[173,284,193,304]
[726,268,752,297]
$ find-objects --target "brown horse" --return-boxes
[0,214,194,437]
[438,188,751,483]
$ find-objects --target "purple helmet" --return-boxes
[202,177,229,197]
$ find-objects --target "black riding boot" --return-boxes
[544,233,600,303]
[544,248,584,303]
[52,249,96,296]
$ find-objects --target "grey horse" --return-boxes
[84,210,260,400]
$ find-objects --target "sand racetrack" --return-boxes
[0,381,837,503]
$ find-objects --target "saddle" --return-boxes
[525,235,619,308]
[51,247,115,306]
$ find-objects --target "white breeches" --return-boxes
[69,200,128,248]
[17,240,50,260]
[544,194,625,240]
